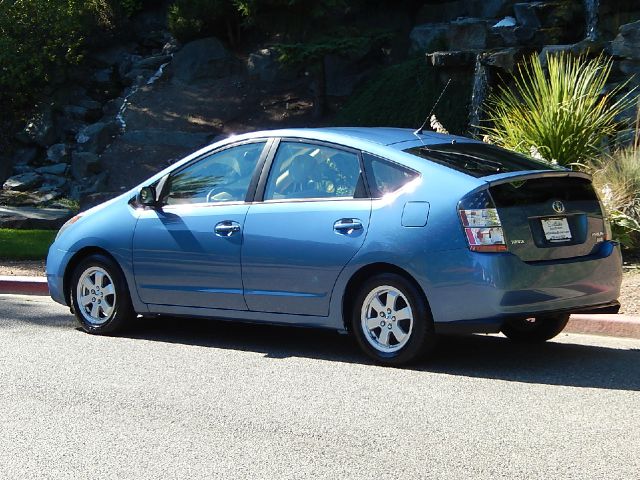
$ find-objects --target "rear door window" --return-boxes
[362,153,419,198]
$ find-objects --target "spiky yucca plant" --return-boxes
[482,53,635,166]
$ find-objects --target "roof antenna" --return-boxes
[414,78,451,135]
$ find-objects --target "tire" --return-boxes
[351,273,436,366]
[70,254,133,334]
[500,313,570,343]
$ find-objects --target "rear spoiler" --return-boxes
[481,169,592,188]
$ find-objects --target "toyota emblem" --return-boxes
[552,200,565,214]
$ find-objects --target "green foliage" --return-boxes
[335,57,471,134]
[168,0,238,42]
[482,53,636,166]
[0,0,113,112]
[0,229,57,260]
[588,146,640,247]
[117,0,143,17]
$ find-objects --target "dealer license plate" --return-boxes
[541,217,572,242]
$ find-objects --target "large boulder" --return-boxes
[76,122,119,154]
[409,24,448,53]
[3,172,43,192]
[46,143,70,164]
[71,152,101,181]
[612,20,640,60]
[170,37,236,84]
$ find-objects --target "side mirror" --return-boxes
[138,186,158,207]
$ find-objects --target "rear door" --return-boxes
[241,139,371,316]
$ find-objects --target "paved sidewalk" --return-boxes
[2,275,639,339]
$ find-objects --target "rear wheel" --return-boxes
[351,273,436,366]
[70,254,133,334]
[501,313,570,343]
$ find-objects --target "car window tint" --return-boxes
[264,142,363,200]
[165,142,265,205]
[404,143,564,178]
[363,153,419,197]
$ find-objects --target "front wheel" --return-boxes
[501,313,570,343]
[70,254,133,334]
[351,273,436,366]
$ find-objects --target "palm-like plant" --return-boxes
[481,52,635,166]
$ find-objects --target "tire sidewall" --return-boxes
[71,254,131,334]
[351,273,435,366]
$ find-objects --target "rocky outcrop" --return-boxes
[170,37,236,84]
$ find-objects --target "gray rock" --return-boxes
[612,20,640,60]
[71,152,101,181]
[123,68,155,86]
[162,38,180,55]
[446,18,488,50]
[36,163,68,176]
[513,3,541,29]
[76,122,119,154]
[171,37,236,84]
[0,157,11,185]
[90,44,132,67]
[103,97,125,117]
[0,206,73,229]
[16,105,57,147]
[41,174,68,190]
[12,147,39,165]
[409,24,448,53]
[46,143,70,163]
[483,48,520,73]
[12,164,34,175]
[3,172,43,191]
[76,98,103,112]
[427,50,477,67]
[133,54,172,70]
[70,172,109,200]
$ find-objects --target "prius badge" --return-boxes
[552,200,565,214]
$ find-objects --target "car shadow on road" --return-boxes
[124,315,640,391]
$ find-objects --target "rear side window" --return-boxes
[363,153,419,197]
[404,143,564,178]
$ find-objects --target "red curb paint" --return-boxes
[567,314,640,339]
[0,276,49,296]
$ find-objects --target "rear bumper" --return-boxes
[424,241,622,332]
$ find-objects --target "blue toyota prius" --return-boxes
[47,127,622,365]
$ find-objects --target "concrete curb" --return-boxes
[1,275,639,339]
[566,314,640,339]
[0,276,49,296]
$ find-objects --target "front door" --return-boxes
[133,141,267,310]
[241,140,371,316]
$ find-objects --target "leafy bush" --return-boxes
[0,0,113,113]
[335,57,470,134]
[168,0,238,43]
[481,53,635,166]
[588,147,640,247]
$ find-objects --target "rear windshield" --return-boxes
[404,143,564,178]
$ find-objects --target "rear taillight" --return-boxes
[458,190,507,253]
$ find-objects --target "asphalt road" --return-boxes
[1,295,639,480]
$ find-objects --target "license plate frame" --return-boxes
[541,217,572,242]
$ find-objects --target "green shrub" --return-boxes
[588,147,640,247]
[168,0,237,43]
[0,0,113,113]
[335,57,471,134]
[481,53,636,166]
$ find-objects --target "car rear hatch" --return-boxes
[404,143,609,262]
[483,171,607,262]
